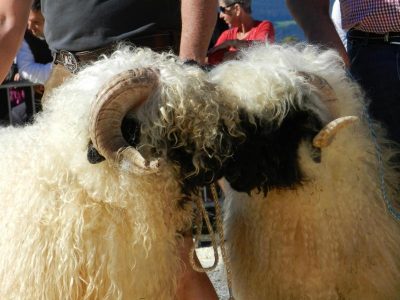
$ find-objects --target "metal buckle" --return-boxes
[58,50,79,74]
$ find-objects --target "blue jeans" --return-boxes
[347,37,400,144]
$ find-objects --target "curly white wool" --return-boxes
[0,47,215,299]
[211,44,400,299]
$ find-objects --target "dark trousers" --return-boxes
[347,37,400,144]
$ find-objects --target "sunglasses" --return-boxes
[219,2,239,13]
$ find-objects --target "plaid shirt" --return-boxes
[340,0,400,33]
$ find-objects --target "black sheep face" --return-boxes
[163,120,238,195]
[219,109,324,195]
[160,107,324,196]
[88,100,324,197]
[95,114,234,195]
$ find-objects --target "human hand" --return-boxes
[222,50,238,62]
[207,40,237,55]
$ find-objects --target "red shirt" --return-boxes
[208,20,275,65]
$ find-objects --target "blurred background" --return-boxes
[252,0,335,42]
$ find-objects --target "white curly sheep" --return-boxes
[3,42,398,300]
[206,44,400,299]
[0,46,230,300]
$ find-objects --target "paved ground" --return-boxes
[196,247,229,299]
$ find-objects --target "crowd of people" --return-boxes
[0,0,399,298]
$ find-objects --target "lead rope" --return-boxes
[210,183,235,300]
[363,108,400,221]
[189,184,235,300]
[190,193,219,272]
[346,67,400,222]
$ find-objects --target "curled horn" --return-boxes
[89,68,161,173]
[313,116,359,148]
[297,72,358,148]
[300,72,337,102]
[298,71,339,117]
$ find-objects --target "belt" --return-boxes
[347,29,400,45]
[53,45,115,74]
[53,31,180,74]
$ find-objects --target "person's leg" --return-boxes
[175,235,219,300]
[348,40,400,143]
[42,64,73,104]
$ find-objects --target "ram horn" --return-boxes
[298,71,339,118]
[312,116,359,148]
[89,68,161,173]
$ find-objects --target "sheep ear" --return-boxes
[312,116,358,148]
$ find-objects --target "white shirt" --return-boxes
[331,0,347,49]
[16,40,52,85]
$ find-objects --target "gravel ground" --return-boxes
[196,247,230,300]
